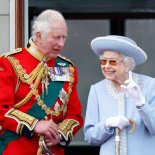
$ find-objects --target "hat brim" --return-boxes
[91,37,147,65]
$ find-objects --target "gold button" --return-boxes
[24,74,30,79]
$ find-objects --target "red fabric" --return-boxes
[0,48,83,155]
[2,135,65,155]
[64,66,83,135]
[0,57,18,133]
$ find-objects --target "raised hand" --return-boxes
[120,71,145,107]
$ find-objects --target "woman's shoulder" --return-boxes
[135,73,155,90]
[91,79,107,90]
[137,73,155,82]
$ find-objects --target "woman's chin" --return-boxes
[105,75,115,81]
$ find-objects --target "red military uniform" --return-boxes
[0,38,83,155]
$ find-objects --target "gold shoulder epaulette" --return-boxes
[58,55,74,66]
[0,48,22,58]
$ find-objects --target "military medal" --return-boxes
[48,67,71,82]
[59,88,69,104]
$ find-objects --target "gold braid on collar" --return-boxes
[26,38,51,62]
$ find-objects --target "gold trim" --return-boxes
[8,56,75,117]
[58,119,79,141]
[58,55,74,66]
[26,38,44,61]
[37,66,74,117]
[7,56,45,108]
[14,77,21,95]
[17,123,24,135]
[0,48,22,58]
[37,135,52,155]
[8,56,44,84]
[26,38,51,62]
[129,118,136,133]
[5,108,38,131]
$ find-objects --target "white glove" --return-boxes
[105,116,130,130]
[120,71,145,107]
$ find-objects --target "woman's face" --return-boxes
[100,51,129,84]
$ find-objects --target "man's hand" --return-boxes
[34,120,59,141]
[44,134,61,146]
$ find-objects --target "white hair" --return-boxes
[122,55,136,71]
[32,10,66,41]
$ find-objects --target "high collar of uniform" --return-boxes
[26,38,50,62]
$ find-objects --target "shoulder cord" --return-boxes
[7,56,74,117]
[7,56,45,108]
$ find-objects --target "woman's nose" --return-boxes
[104,61,111,68]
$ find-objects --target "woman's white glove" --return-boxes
[105,116,130,130]
[120,71,145,107]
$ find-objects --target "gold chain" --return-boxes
[8,56,74,117]
[34,66,74,116]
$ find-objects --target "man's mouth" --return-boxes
[52,49,61,54]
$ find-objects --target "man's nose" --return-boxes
[57,38,65,47]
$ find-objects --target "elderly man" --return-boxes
[84,35,155,155]
[0,10,83,155]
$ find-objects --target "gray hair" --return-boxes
[123,55,136,71]
[32,10,66,41]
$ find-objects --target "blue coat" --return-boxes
[84,73,155,155]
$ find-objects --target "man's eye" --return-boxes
[53,36,67,40]
[53,36,60,39]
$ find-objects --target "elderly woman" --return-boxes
[84,35,155,155]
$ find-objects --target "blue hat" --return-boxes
[91,35,147,65]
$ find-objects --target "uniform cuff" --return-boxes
[5,108,38,137]
[58,119,79,145]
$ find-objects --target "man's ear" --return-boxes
[36,32,42,42]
